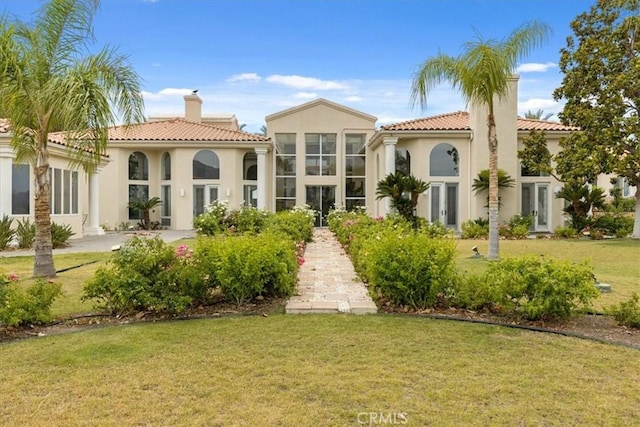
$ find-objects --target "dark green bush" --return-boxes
[363,232,459,309]
[51,222,75,248]
[553,226,578,239]
[455,256,599,320]
[0,278,63,327]
[0,215,15,250]
[225,205,271,234]
[461,220,489,239]
[265,209,315,243]
[591,213,634,237]
[15,218,36,249]
[607,293,640,328]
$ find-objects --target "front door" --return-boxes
[430,183,458,229]
[521,183,550,232]
[193,185,219,217]
[306,185,335,226]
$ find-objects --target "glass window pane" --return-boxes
[193,150,220,179]
[162,152,171,180]
[276,177,296,198]
[162,185,171,217]
[129,184,149,219]
[276,156,296,176]
[276,199,296,212]
[72,171,78,214]
[305,134,320,155]
[193,186,205,217]
[429,144,459,177]
[322,134,337,154]
[276,133,296,154]
[12,163,30,215]
[63,170,71,214]
[305,157,320,176]
[345,156,366,176]
[209,186,218,203]
[396,148,411,176]
[346,178,365,197]
[244,152,257,180]
[129,151,148,180]
[346,134,365,155]
[346,199,366,211]
[322,155,336,176]
[54,168,62,215]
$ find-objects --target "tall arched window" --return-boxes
[395,148,410,175]
[243,152,257,180]
[430,143,459,176]
[161,152,171,180]
[128,151,149,180]
[193,150,220,179]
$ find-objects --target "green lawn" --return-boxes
[0,315,638,425]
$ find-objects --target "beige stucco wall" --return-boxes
[266,100,377,212]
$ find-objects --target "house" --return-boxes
[1,75,629,238]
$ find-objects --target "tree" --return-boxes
[555,181,606,232]
[258,124,267,136]
[0,0,145,277]
[472,169,516,208]
[552,0,640,237]
[524,109,554,120]
[128,197,162,230]
[411,21,551,259]
[375,172,429,222]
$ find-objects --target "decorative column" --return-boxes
[255,147,268,210]
[0,147,13,217]
[382,137,398,215]
[85,169,105,236]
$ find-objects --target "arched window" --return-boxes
[128,151,148,180]
[161,152,171,180]
[193,150,220,179]
[430,144,459,176]
[243,152,257,180]
[395,148,410,175]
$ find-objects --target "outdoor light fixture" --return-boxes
[472,245,482,259]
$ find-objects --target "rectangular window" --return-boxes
[305,133,336,176]
[129,184,149,220]
[12,163,30,215]
[345,134,366,210]
[276,133,297,211]
[161,185,171,226]
[50,168,79,215]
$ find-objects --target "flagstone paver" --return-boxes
[286,228,377,314]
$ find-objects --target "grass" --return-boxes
[0,315,639,425]
[456,238,640,309]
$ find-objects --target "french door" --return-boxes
[430,183,458,229]
[193,185,219,217]
[521,183,550,232]
[306,185,335,227]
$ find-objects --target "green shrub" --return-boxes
[83,237,197,315]
[0,277,63,327]
[265,209,315,243]
[196,233,298,306]
[225,205,271,234]
[591,213,634,237]
[607,293,640,328]
[418,220,451,238]
[0,215,15,250]
[15,218,36,249]
[193,200,229,236]
[553,226,578,239]
[461,220,488,239]
[51,222,75,248]
[363,232,459,309]
[456,256,599,320]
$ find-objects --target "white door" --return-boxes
[193,185,219,217]
[430,183,458,229]
[521,183,550,232]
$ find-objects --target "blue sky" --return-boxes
[3,0,593,132]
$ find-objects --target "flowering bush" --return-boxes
[193,200,229,235]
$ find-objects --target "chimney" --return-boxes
[184,92,202,122]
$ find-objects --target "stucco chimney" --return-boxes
[184,93,202,122]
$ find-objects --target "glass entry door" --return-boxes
[193,185,219,217]
[306,186,335,226]
[430,183,458,229]
[521,183,550,232]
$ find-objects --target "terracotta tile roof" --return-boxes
[102,118,271,142]
[381,111,471,131]
[381,111,580,132]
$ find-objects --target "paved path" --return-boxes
[286,228,377,315]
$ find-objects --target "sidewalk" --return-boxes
[0,229,196,257]
[286,228,377,315]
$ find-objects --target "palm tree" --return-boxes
[0,0,145,277]
[258,124,267,136]
[524,109,554,121]
[375,172,429,221]
[472,169,516,207]
[128,197,163,230]
[411,21,550,259]
[556,181,606,231]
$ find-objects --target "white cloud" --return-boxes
[344,96,362,102]
[265,74,349,90]
[141,88,193,100]
[518,98,559,110]
[293,92,318,99]
[516,62,557,73]
[226,73,262,83]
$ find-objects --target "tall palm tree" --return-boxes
[472,169,516,207]
[0,0,145,277]
[411,22,550,259]
[524,109,554,120]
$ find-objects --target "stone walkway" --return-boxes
[286,228,378,314]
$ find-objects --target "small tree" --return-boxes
[376,172,429,222]
[556,181,606,231]
[472,169,515,208]
[128,197,162,230]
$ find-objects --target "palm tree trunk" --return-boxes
[487,113,500,260]
[33,144,56,277]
